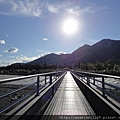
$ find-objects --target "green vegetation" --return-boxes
[0,63,64,75]
[73,61,120,75]
[0,61,120,76]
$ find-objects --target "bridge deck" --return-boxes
[43,71,95,115]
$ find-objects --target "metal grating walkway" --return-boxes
[43,71,95,115]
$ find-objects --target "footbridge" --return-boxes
[0,71,120,120]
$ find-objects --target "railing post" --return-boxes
[87,76,90,86]
[36,76,40,96]
[102,76,106,98]
[93,76,95,85]
[45,76,47,84]
[50,75,52,85]
[55,74,57,80]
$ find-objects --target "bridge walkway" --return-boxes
[43,71,95,115]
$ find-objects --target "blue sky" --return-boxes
[0,0,120,66]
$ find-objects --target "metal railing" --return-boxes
[0,71,65,114]
[71,71,120,106]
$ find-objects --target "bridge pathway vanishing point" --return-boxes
[43,71,95,115]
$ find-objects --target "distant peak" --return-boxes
[101,38,120,42]
[48,53,58,56]
[83,44,90,47]
[101,39,113,42]
[50,53,57,55]
[92,38,120,48]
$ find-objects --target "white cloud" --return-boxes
[16,52,55,63]
[35,50,67,55]
[0,51,68,66]
[0,0,107,18]
[81,4,108,14]
[54,52,66,55]
[0,0,42,17]
[43,38,48,41]
[0,54,42,66]
[0,54,3,57]
[47,4,60,13]
[66,4,108,16]
[4,47,19,53]
[0,59,21,67]
[11,0,42,17]
[16,53,50,63]
[35,50,46,52]
[16,54,38,62]
[0,40,5,44]
[67,8,79,16]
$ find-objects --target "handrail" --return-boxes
[71,71,120,106]
[75,71,120,79]
[0,82,36,99]
[0,71,65,114]
[0,90,35,114]
[0,71,62,84]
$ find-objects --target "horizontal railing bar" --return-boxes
[39,83,48,90]
[73,71,120,102]
[0,90,35,114]
[89,78,120,91]
[0,82,36,99]
[0,71,65,115]
[79,74,120,90]
[81,76,120,93]
[90,78,102,83]
[73,72,104,96]
[38,83,50,93]
[104,82,120,90]
[40,77,49,83]
[76,73,86,77]
[76,71,120,79]
[104,90,120,102]
[79,77,86,81]
[0,71,62,84]
[89,80,120,100]
[40,78,45,82]
[80,76,102,84]
[39,79,52,92]
[89,77,120,90]
[89,82,102,90]
[75,72,103,93]
[78,74,103,84]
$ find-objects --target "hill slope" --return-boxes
[28,53,70,65]
[28,39,120,65]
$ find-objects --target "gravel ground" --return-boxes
[0,84,35,114]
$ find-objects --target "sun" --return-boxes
[62,18,79,35]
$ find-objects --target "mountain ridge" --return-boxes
[27,39,120,65]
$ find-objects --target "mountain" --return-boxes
[28,39,120,65]
[66,44,91,63]
[28,53,70,65]
[87,39,120,62]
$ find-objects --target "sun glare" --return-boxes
[62,18,79,35]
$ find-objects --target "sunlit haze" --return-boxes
[62,18,79,35]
